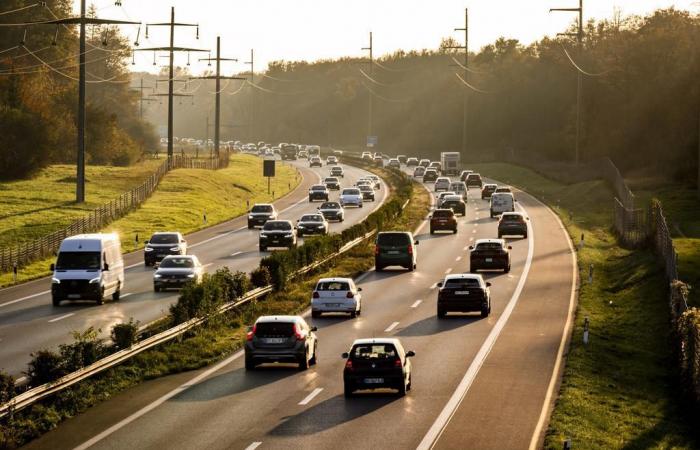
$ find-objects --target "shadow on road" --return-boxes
[396,314,479,337]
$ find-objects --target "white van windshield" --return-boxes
[55,251,101,270]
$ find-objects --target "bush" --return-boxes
[170,268,250,324]
[250,266,272,288]
[0,370,15,404]
[27,350,66,386]
[111,319,140,350]
[211,267,251,301]
[59,327,107,373]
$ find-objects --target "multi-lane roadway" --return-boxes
[21,161,576,450]
[0,160,388,378]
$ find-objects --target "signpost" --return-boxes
[366,135,378,148]
[263,159,276,194]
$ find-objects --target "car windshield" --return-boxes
[360,185,372,191]
[324,178,338,183]
[342,189,360,195]
[160,257,194,268]
[150,234,178,244]
[321,202,340,209]
[377,233,410,246]
[351,344,398,360]
[433,210,453,218]
[476,242,504,251]
[444,278,481,288]
[301,215,323,222]
[311,185,326,191]
[252,205,272,213]
[316,281,350,291]
[55,251,101,270]
[263,221,292,231]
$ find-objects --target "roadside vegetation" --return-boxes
[471,163,699,449]
[0,154,300,287]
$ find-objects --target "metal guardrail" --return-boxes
[0,161,409,419]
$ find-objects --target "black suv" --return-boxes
[245,315,318,370]
[259,220,297,251]
[248,204,278,229]
[423,169,438,183]
[324,177,340,190]
[375,231,418,272]
[481,184,497,199]
[309,184,330,202]
[437,274,491,318]
[440,196,466,216]
[144,232,187,266]
[466,173,483,189]
[498,212,529,238]
[342,338,414,397]
[430,209,457,234]
[469,239,512,272]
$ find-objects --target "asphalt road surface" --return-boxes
[0,159,388,378]
[23,164,576,450]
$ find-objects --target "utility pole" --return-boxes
[193,36,243,158]
[551,0,583,165]
[244,49,255,142]
[136,7,206,159]
[9,1,139,202]
[362,32,373,145]
[132,78,156,118]
[449,9,469,157]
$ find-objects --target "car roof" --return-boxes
[317,277,353,283]
[474,238,506,245]
[162,254,195,260]
[434,208,455,213]
[253,203,273,207]
[484,183,497,187]
[152,231,180,236]
[266,219,293,225]
[444,273,483,281]
[437,177,450,181]
[256,315,303,323]
[378,231,412,236]
[352,337,402,346]
[444,195,463,201]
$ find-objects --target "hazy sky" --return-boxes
[71,0,697,75]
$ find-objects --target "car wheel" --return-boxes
[524,232,528,238]
[298,350,310,371]
[376,265,384,272]
[397,379,407,397]
[247,223,253,229]
[498,233,502,238]
[245,358,256,371]
[112,282,121,301]
[52,297,61,307]
[505,265,511,273]
[430,228,434,234]
[453,228,457,234]
[298,231,303,238]
[309,345,318,366]
[470,266,478,273]
[96,287,105,305]
[407,373,412,391]
[481,305,490,318]
[437,308,446,318]
[408,264,414,272]
[359,204,363,208]
[154,286,160,293]
[311,310,320,318]
[259,246,267,252]
[350,310,357,318]
[344,383,355,398]
[340,217,344,222]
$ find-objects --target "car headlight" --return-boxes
[52,278,61,284]
[187,273,196,278]
[144,247,154,252]
[170,246,180,252]
[89,277,101,284]
[248,215,254,219]
[154,274,162,279]
[284,233,293,238]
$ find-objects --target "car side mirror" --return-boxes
[508,246,513,250]
[414,240,419,245]
[341,352,349,359]
[486,282,492,287]
[437,281,443,288]
[515,199,518,202]
[103,263,110,271]
[50,263,55,271]
[358,287,363,292]
[310,326,318,332]
[527,217,530,221]
[144,240,149,245]
[181,239,186,243]
[469,245,474,250]
[406,351,415,358]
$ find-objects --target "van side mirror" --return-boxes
[486,282,492,287]
[341,352,349,359]
[310,326,318,332]
[414,240,419,245]
[50,263,55,271]
[103,263,110,271]
[181,239,186,243]
[358,287,363,292]
[406,351,415,357]
[508,246,513,250]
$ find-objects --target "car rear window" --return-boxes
[252,205,273,213]
[351,344,398,360]
[316,281,350,291]
[475,242,504,251]
[321,202,340,209]
[377,233,410,246]
[501,214,522,222]
[324,178,338,183]
[150,233,178,244]
[255,322,294,337]
[263,221,292,231]
[433,210,453,218]
[444,278,481,288]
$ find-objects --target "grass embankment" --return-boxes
[0,155,299,287]
[0,171,430,449]
[470,163,699,449]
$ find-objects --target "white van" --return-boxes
[50,233,124,306]
[490,193,515,218]
[449,181,468,200]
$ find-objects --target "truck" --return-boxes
[440,152,461,176]
[307,145,321,158]
[281,144,298,160]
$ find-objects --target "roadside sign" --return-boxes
[366,136,378,148]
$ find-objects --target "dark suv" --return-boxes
[469,239,512,272]
[342,338,414,397]
[430,209,457,234]
[245,315,318,370]
[466,173,483,189]
[423,169,438,183]
[440,195,466,216]
[481,184,497,199]
[498,212,529,238]
[248,204,278,229]
[437,274,491,318]
[259,220,297,251]
[375,231,418,272]
[144,232,187,266]
[309,184,330,202]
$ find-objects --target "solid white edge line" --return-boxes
[244,442,263,450]
[0,290,50,308]
[73,350,244,450]
[384,321,400,333]
[298,387,324,406]
[120,293,133,299]
[416,201,535,450]
[411,300,423,308]
[48,313,74,323]
[527,196,578,450]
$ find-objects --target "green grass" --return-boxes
[470,163,699,450]
[0,155,300,287]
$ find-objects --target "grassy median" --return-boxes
[0,155,300,287]
[470,163,699,449]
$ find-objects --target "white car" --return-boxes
[340,188,363,208]
[435,177,451,192]
[326,155,338,165]
[367,175,381,189]
[311,277,362,318]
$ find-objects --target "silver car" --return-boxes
[153,255,203,292]
[311,277,362,318]
[340,188,363,208]
[296,213,329,237]
[435,177,451,192]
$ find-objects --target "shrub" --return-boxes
[170,268,248,324]
[27,350,66,386]
[0,370,15,404]
[250,266,272,288]
[111,319,140,350]
[59,327,107,372]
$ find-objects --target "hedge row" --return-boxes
[260,158,413,290]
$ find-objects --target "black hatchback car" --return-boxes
[375,231,418,271]
[469,239,512,272]
[498,212,529,238]
[423,169,438,183]
[245,315,318,370]
[437,274,491,318]
[342,338,414,397]
[309,184,330,202]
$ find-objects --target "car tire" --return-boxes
[470,266,478,273]
[259,246,267,252]
[112,282,121,301]
[481,304,490,318]
[498,233,502,238]
[359,204,363,208]
[96,287,105,305]
[375,265,384,272]
[245,358,256,371]
[154,286,160,292]
[52,297,61,307]
[311,310,320,318]
[309,345,318,366]
[344,383,355,398]
[247,223,253,229]
[430,228,434,235]
[453,228,457,234]
[298,350,310,371]
[298,231,303,238]
[407,373,412,391]
[523,232,528,238]
[437,308,446,318]
[350,310,357,318]
[505,265,511,273]
[407,264,414,272]
[397,380,407,397]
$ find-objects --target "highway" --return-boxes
[22,163,576,450]
[0,159,388,378]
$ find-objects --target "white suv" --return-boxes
[311,277,362,318]
[435,177,451,192]
[340,188,363,208]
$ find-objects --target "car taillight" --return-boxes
[407,245,413,255]
[246,324,256,341]
[313,291,320,298]
[394,359,403,368]
[346,291,354,299]
[375,245,380,255]
[345,360,353,370]
[293,324,305,341]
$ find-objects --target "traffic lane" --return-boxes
[432,189,575,450]
[67,185,531,450]
[0,164,383,375]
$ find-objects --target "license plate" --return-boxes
[325,303,341,307]
[364,378,384,384]
[456,291,470,295]
[168,279,179,283]
[67,294,81,299]
[485,258,493,262]
[263,338,286,344]
[388,250,399,254]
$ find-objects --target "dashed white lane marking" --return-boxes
[411,300,423,308]
[444,268,452,274]
[125,262,142,270]
[384,321,399,332]
[231,251,243,257]
[120,293,133,299]
[455,256,462,262]
[472,230,477,234]
[430,283,438,289]
[244,443,262,450]
[463,246,469,251]
[469,237,474,242]
[48,313,74,323]
[298,388,324,406]
[203,263,213,269]
[0,290,50,309]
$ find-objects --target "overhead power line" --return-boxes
[374,59,409,72]
[454,72,496,94]
[358,67,392,86]
[260,72,297,82]
[20,45,126,83]
[0,2,42,16]
[560,44,610,77]
[450,56,489,75]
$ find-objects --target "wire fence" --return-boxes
[0,154,229,273]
